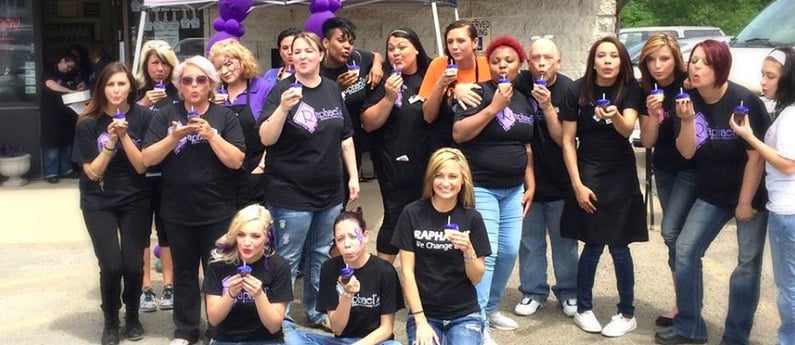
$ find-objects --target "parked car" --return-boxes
[729,0,795,96]
[620,26,726,50]
[630,35,732,79]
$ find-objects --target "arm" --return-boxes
[533,86,563,145]
[639,114,659,148]
[735,150,765,222]
[193,117,243,169]
[45,79,73,94]
[452,87,508,143]
[522,143,535,218]
[562,120,597,213]
[259,88,301,146]
[82,135,118,181]
[252,291,287,334]
[118,128,146,174]
[602,106,637,138]
[328,291,354,336]
[422,79,453,124]
[353,314,395,345]
[141,122,196,167]
[342,137,360,202]
[674,99,696,159]
[730,116,795,175]
[205,293,236,327]
[361,75,401,133]
[368,52,385,88]
[398,250,439,345]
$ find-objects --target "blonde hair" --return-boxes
[208,38,261,79]
[172,55,221,101]
[135,40,179,92]
[638,33,687,92]
[421,147,475,209]
[210,204,275,264]
[292,32,326,54]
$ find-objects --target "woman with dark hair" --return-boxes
[287,210,404,345]
[73,62,151,345]
[452,35,535,340]
[419,20,491,150]
[41,53,82,183]
[560,36,647,337]
[263,28,303,97]
[203,204,292,345]
[391,148,491,345]
[143,55,245,345]
[731,46,795,345]
[361,27,433,264]
[258,32,359,330]
[655,39,770,345]
[636,33,694,327]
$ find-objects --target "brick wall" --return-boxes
[211,0,616,80]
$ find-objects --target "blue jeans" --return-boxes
[655,169,698,270]
[268,203,341,325]
[518,199,578,303]
[672,199,768,344]
[473,185,523,317]
[285,330,402,345]
[43,146,73,177]
[769,212,795,345]
[577,243,635,317]
[406,313,483,345]
[210,340,284,345]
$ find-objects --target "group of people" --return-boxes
[73,14,795,345]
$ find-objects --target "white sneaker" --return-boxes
[488,311,519,331]
[561,298,577,317]
[482,328,499,345]
[601,313,637,337]
[514,297,544,316]
[574,310,602,333]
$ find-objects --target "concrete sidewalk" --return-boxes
[0,151,780,345]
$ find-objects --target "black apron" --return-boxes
[227,80,265,208]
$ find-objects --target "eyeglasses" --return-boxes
[181,75,209,86]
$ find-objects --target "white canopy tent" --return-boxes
[136,0,458,75]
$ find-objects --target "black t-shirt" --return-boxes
[674,82,769,209]
[202,254,293,342]
[143,102,246,225]
[41,66,80,147]
[258,77,353,210]
[391,200,491,319]
[316,255,404,339]
[639,73,692,173]
[454,82,535,188]
[73,105,152,211]
[530,73,576,201]
[321,49,376,131]
[362,72,432,190]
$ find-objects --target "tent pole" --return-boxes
[431,1,443,57]
[132,10,147,76]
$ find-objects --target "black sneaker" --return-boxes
[101,323,120,345]
[123,318,144,341]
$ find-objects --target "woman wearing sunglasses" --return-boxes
[142,55,245,345]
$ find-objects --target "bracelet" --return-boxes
[228,289,238,299]
[340,291,353,298]
[410,310,424,315]
[101,146,114,156]
[463,252,477,263]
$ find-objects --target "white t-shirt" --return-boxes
[765,105,795,214]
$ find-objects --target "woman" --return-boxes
[361,28,433,263]
[560,37,647,337]
[731,46,795,345]
[209,38,269,208]
[73,62,151,345]
[203,204,293,345]
[655,40,769,345]
[391,148,491,345]
[258,32,359,330]
[637,33,695,327]
[134,39,180,314]
[142,55,245,345]
[287,210,404,345]
[452,35,535,336]
[262,28,302,98]
[41,53,82,183]
[419,20,491,150]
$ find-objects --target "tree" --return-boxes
[618,0,775,35]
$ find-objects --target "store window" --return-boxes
[0,1,37,103]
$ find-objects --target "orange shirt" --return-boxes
[418,55,491,100]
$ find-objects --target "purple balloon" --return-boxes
[218,0,252,22]
[309,0,329,13]
[213,18,226,32]
[153,244,161,259]
[304,12,335,38]
[328,0,342,12]
[205,32,237,55]
[224,19,241,35]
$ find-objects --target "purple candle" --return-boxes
[596,93,611,108]
[347,62,361,77]
[154,80,166,91]
[733,100,749,125]
[217,86,228,102]
[339,265,354,285]
[650,83,663,96]
[112,108,125,122]
[535,71,547,87]
[186,106,199,121]
[290,82,303,97]
[497,73,511,91]
[445,61,458,76]
[392,67,402,77]
[676,87,690,100]
[237,261,252,276]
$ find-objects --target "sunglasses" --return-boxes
[181,75,209,86]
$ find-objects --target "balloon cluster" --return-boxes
[304,0,342,38]
[206,0,253,53]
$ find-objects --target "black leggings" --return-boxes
[83,206,150,315]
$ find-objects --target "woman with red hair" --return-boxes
[452,35,535,342]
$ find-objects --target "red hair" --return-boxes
[690,39,731,88]
[486,35,527,63]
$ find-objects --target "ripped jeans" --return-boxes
[406,312,483,345]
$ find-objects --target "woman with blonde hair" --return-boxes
[143,55,245,345]
[73,62,151,344]
[636,33,694,327]
[209,38,269,208]
[203,204,293,345]
[134,39,180,313]
[391,147,491,345]
[258,32,359,330]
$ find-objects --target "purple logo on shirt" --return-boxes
[294,102,319,133]
[497,107,517,131]
[694,112,709,148]
[167,124,188,154]
[97,132,117,155]
[394,85,407,109]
